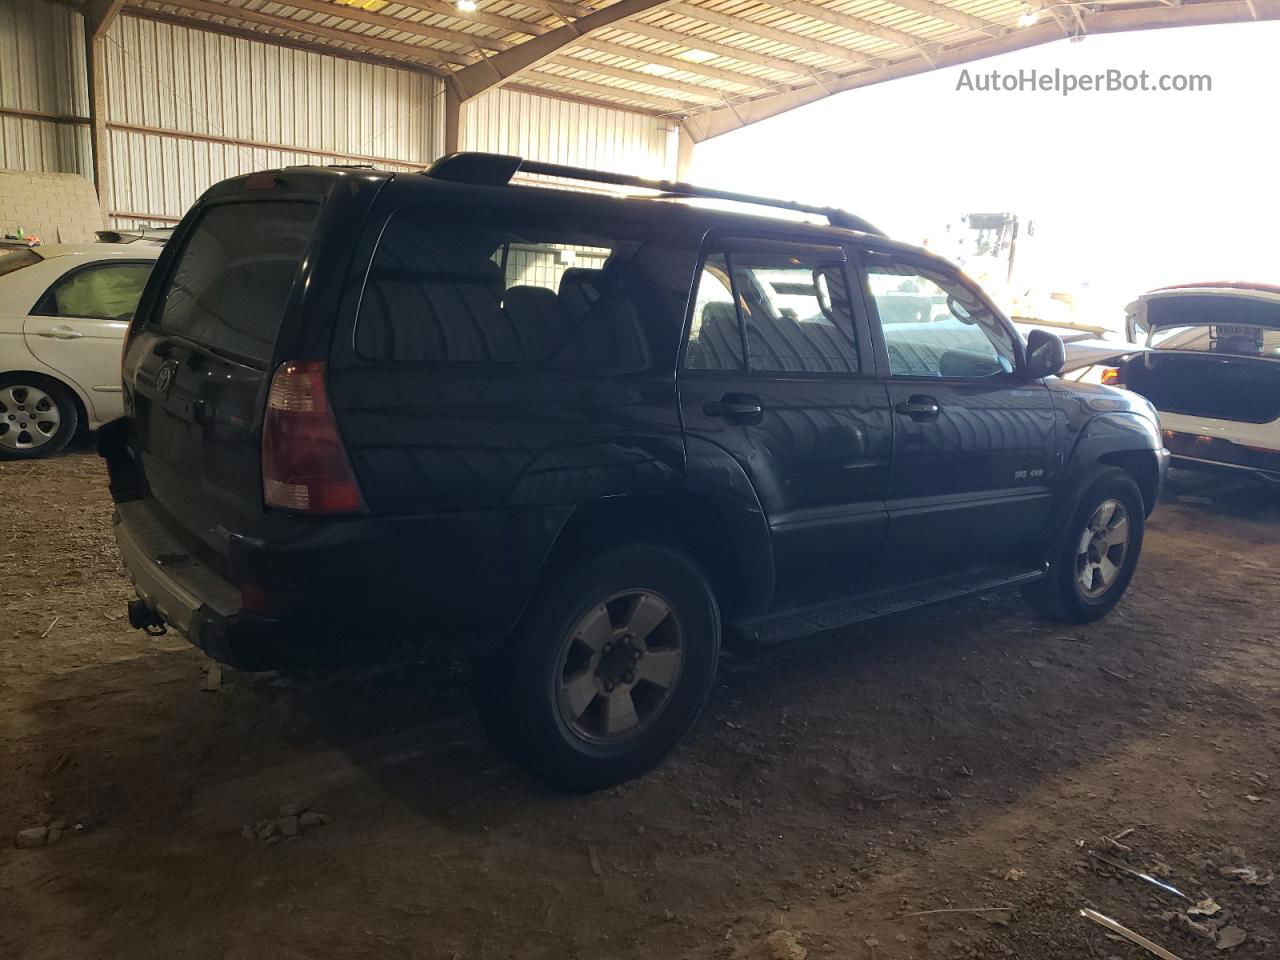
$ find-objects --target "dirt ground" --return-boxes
[2,450,1278,960]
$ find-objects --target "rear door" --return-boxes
[678,235,892,600]
[124,196,322,561]
[857,249,1058,571]
[24,259,152,418]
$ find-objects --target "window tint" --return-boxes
[684,254,742,370]
[36,262,152,320]
[156,201,318,365]
[865,257,1015,378]
[684,244,859,374]
[355,207,644,364]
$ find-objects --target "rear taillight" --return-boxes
[262,360,365,514]
[1101,367,1121,385]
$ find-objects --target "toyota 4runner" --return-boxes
[100,154,1169,791]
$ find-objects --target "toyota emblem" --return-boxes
[155,363,177,395]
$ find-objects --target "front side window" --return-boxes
[355,207,644,364]
[34,261,152,320]
[685,242,859,375]
[865,254,1015,378]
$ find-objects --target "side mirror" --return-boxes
[1024,328,1065,379]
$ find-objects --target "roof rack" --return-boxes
[424,152,884,237]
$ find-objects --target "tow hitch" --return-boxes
[127,598,167,636]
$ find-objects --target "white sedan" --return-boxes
[0,242,160,458]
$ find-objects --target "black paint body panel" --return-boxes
[102,165,1168,667]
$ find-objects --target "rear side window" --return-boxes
[155,201,318,365]
[685,241,859,374]
[34,262,152,320]
[355,207,645,363]
[0,250,41,278]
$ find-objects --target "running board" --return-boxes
[734,563,1047,646]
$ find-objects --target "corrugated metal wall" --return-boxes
[103,15,446,226]
[0,0,91,175]
[463,87,677,180]
[4,0,678,228]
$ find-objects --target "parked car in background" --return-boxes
[101,155,1167,791]
[0,240,160,458]
[1112,283,1280,486]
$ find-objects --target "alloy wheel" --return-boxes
[0,385,61,452]
[1076,498,1130,598]
[554,589,685,744]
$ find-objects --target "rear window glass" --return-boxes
[0,250,41,278]
[1150,323,1280,357]
[355,206,645,363]
[1145,295,1280,357]
[155,201,317,365]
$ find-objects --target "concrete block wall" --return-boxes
[0,170,104,244]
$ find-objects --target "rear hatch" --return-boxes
[120,169,384,571]
[1120,292,1280,424]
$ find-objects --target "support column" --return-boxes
[443,81,461,156]
[85,34,108,207]
[83,1,124,208]
[676,123,697,181]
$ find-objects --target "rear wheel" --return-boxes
[1026,466,1145,623]
[0,376,78,460]
[475,543,720,791]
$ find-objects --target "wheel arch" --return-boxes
[538,489,773,624]
[1061,412,1164,515]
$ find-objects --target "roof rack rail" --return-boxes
[424,152,884,236]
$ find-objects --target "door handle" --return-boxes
[703,394,763,420]
[894,395,940,420]
[37,325,83,340]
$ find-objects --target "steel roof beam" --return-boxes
[683,0,1280,138]
[545,54,730,100]
[447,0,683,101]
[755,0,927,50]
[572,37,775,90]
[265,0,514,52]
[142,0,468,67]
[664,3,881,66]
[519,69,693,112]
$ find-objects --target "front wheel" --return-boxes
[475,543,721,791]
[1025,466,1145,623]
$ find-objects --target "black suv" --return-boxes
[101,154,1169,790]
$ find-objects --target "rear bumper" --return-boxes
[113,500,294,670]
[1164,430,1280,484]
[111,492,573,671]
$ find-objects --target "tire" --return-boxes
[475,543,721,792]
[0,375,79,460]
[1025,466,1145,624]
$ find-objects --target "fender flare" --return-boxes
[682,435,776,615]
[1045,411,1163,539]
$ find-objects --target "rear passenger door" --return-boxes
[25,260,152,415]
[856,249,1058,571]
[678,236,892,600]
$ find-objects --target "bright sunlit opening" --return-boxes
[691,22,1280,336]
